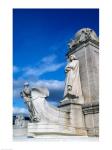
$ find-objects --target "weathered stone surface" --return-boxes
[84,113,99,136]
[27,122,87,137]
[82,101,99,114]
[68,28,99,51]
[13,128,27,137]
[67,28,99,137]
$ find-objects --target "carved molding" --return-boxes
[82,102,99,115]
[68,28,99,51]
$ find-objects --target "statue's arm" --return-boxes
[65,63,72,72]
[71,60,79,70]
[65,67,71,72]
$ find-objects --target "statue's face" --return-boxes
[69,55,74,61]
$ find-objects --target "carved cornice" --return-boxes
[67,28,99,54]
[66,40,99,57]
[82,102,99,115]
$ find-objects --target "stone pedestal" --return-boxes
[27,121,87,138]
[13,127,27,137]
[82,102,99,136]
[59,99,87,136]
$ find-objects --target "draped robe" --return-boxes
[64,59,82,97]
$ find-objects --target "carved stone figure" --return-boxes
[68,39,75,49]
[64,54,82,99]
[20,82,32,99]
[15,114,25,128]
[20,82,40,122]
[68,28,99,50]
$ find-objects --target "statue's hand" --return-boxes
[67,85,72,91]
[65,67,71,72]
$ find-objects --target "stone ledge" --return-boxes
[82,102,99,115]
[86,127,99,137]
[58,99,83,108]
[67,39,99,56]
[13,128,27,137]
[27,122,87,137]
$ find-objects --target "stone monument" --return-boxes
[20,28,99,137]
[66,28,99,136]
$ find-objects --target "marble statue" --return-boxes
[68,28,99,50]
[15,114,25,128]
[64,54,82,99]
[20,82,40,122]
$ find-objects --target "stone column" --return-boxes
[59,99,87,136]
[59,28,99,136]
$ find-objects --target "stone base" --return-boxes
[86,128,99,137]
[27,122,87,138]
[59,97,84,107]
[82,102,99,137]
[13,127,27,137]
[58,99,83,112]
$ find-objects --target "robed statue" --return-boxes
[20,82,40,122]
[64,54,82,99]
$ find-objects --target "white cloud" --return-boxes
[24,63,64,77]
[13,54,65,100]
[13,88,20,98]
[41,54,56,64]
[13,107,28,114]
[31,80,64,90]
[13,79,24,87]
[13,54,65,80]
[13,79,27,98]
[23,54,65,77]
[13,66,20,73]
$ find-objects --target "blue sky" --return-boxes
[13,9,99,115]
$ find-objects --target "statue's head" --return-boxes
[69,54,77,61]
[24,82,29,88]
